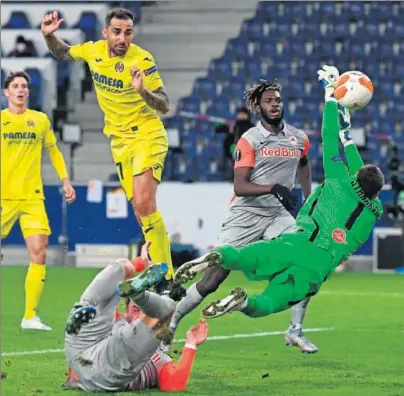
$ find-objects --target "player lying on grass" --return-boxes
[63,241,208,392]
[173,65,384,320]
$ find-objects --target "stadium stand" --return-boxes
[1,1,403,184]
[168,1,404,183]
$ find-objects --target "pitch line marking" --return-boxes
[2,327,333,357]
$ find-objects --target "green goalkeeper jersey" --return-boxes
[296,100,383,267]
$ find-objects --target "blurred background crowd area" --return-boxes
[1,0,403,185]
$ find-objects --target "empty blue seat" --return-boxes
[1,69,5,88]
[25,68,42,109]
[225,37,249,60]
[255,2,279,21]
[172,154,195,182]
[193,77,216,100]
[363,24,380,38]
[208,58,231,81]
[3,11,31,29]
[206,96,231,119]
[321,3,338,17]
[222,76,246,99]
[73,11,98,41]
[393,24,404,38]
[255,40,277,58]
[241,60,262,79]
[241,18,263,41]
[178,96,200,114]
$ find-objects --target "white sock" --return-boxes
[290,298,310,328]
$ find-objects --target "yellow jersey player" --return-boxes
[1,71,76,330]
[41,8,175,281]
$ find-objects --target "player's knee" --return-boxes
[132,193,156,217]
[115,259,135,280]
[28,242,47,264]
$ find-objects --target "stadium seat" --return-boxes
[1,69,5,88]
[178,96,201,114]
[225,37,250,61]
[240,60,262,80]
[206,96,232,119]
[255,2,279,21]
[240,18,263,42]
[3,11,31,29]
[222,76,246,100]
[208,58,232,81]
[25,68,42,109]
[193,77,217,101]
[73,11,98,41]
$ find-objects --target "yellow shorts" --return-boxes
[110,129,168,200]
[1,200,51,239]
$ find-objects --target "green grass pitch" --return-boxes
[1,266,403,396]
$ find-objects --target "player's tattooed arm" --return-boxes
[44,35,73,61]
[139,87,170,114]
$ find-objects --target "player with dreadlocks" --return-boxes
[166,79,318,354]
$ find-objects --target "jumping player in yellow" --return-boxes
[1,71,76,330]
[41,8,175,283]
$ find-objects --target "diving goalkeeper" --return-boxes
[174,65,384,319]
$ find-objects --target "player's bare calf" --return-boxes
[202,287,247,319]
[174,251,222,283]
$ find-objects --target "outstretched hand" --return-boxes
[41,11,64,36]
[186,319,209,347]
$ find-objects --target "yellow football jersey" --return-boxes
[1,109,57,200]
[69,40,165,138]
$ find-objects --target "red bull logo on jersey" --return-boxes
[260,146,300,158]
[332,228,347,244]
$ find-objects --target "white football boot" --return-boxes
[285,324,318,354]
[21,316,52,331]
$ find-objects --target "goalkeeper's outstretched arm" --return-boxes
[340,127,365,176]
[321,98,349,179]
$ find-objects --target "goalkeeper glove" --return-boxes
[317,65,340,100]
[270,184,298,212]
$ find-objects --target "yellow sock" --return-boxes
[24,262,46,320]
[140,210,174,279]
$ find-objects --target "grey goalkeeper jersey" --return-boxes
[230,121,309,216]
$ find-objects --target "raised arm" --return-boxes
[130,65,170,114]
[317,65,349,179]
[158,319,208,392]
[338,106,365,175]
[41,11,74,61]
